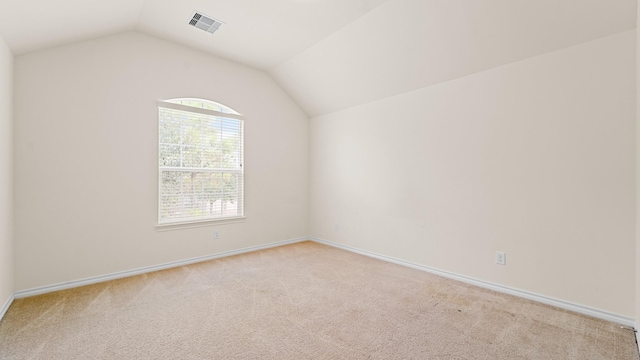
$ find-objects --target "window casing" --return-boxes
[157,98,244,225]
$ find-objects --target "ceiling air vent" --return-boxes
[188,11,223,35]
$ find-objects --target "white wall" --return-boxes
[310,31,636,317]
[0,34,13,309]
[13,31,309,291]
[636,0,640,325]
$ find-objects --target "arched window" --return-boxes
[166,98,239,114]
[157,98,244,225]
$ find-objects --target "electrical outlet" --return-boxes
[333,222,339,231]
[214,230,220,239]
[495,252,506,265]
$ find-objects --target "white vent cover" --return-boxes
[188,11,223,34]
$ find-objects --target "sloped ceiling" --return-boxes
[271,0,637,117]
[0,0,636,117]
[0,0,147,55]
[0,0,388,69]
[136,0,389,69]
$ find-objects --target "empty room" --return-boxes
[1,0,640,358]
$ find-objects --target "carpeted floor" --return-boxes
[0,241,637,359]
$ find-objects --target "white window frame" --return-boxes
[156,99,245,229]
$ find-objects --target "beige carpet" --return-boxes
[0,241,637,359]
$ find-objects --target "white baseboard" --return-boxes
[14,237,308,299]
[0,294,14,323]
[309,237,636,328]
[10,235,637,330]
[635,321,640,356]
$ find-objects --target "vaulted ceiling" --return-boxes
[272,0,637,116]
[0,0,388,69]
[0,0,636,117]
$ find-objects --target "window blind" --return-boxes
[157,99,244,225]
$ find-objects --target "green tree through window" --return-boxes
[158,98,244,224]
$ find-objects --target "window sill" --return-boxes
[156,216,246,232]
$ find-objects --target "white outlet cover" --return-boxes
[496,252,506,265]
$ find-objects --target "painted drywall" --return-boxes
[636,1,640,326]
[0,34,13,310]
[272,0,636,117]
[309,31,636,317]
[13,31,309,291]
